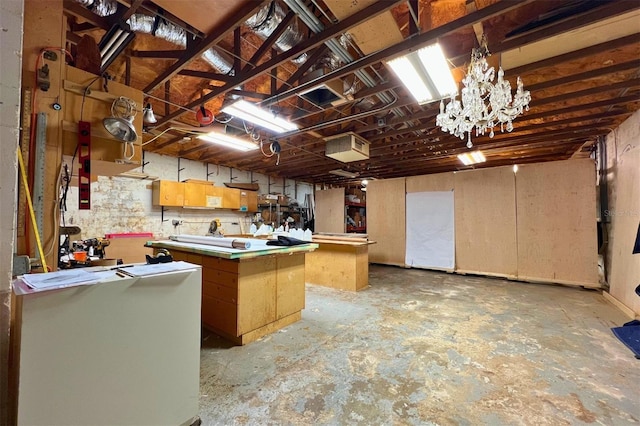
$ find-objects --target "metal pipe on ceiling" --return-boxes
[283,0,406,119]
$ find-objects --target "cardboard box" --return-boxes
[105,233,154,264]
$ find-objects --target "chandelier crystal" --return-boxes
[435,36,531,148]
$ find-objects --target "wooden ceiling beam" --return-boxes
[121,0,144,21]
[527,59,640,92]
[63,0,113,30]
[143,1,269,93]
[66,31,83,45]
[151,0,404,127]
[362,134,608,176]
[522,94,639,121]
[264,0,535,107]
[496,0,639,53]
[147,134,188,150]
[531,79,640,107]
[278,45,329,93]
[177,69,235,83]
[69,21,98,32]
[319,65,638,142]
[243,11,296,72]
[507,33,640,76]
[227,89,270,100]
[131,50,186,59]
[343,85,631,147]
[266,110,631,166]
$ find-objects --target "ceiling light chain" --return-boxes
[436,35,531,148]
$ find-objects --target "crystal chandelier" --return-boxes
[435,36,531,148]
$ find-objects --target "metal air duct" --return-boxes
[245,1,307,64]
[127,14,234,74]
[73,0,234,74]
[75,0,117,17]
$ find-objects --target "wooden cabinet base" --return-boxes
[164,245,310,345]
[306,242,370,291]
[205,311,301,345]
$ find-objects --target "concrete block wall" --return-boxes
[0,0,24,422]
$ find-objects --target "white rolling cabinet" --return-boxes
[12,267,202,426]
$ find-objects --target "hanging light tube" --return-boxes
[221,100,299,133]
[99,22,135,72]
[197,131,259,152]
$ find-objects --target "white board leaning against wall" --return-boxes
[405,191,455,270]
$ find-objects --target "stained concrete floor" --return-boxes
[198,265,640,425]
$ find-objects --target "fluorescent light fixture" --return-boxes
[99,22,135,72]
[329,169,359,178]
[221,100,298,133]
[458,150,486,166]
[197,131,259,152]
[387,43,457,104]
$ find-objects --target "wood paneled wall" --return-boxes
[315,188,345,233]
[455,167,518,278]
[406,172,454,192]
[367,160,599,288]
[516,159,598,287]
[367,178,406,266]
[606,112,640,315]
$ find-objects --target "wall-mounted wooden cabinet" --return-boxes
[223,188,241,210]
[239,190,258,212]
[205,185,225,208]
[153,180,253,211]
[152,180,185,207]
[183,182,208,207]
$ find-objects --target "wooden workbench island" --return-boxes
[305,236,375,291]
[146,239,317,345]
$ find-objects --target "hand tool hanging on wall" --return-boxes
[16,147,48,272]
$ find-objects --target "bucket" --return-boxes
[73,251,87,262]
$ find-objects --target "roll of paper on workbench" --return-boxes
[231,240,251,249]
[169,235,251,249]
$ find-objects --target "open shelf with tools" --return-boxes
[345,201,366,233]
[258,202,305,230]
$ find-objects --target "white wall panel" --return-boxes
[405,191,455,270]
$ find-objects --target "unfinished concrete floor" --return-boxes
[198,265,639,425]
